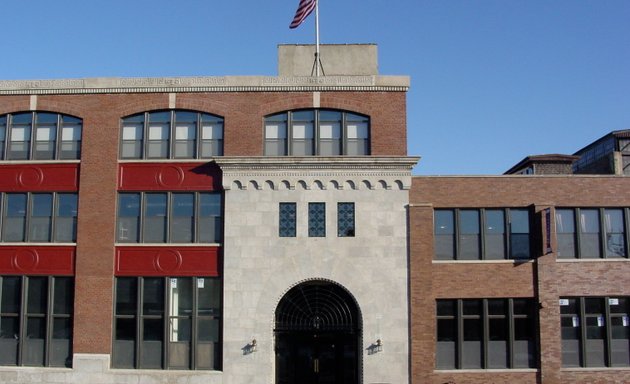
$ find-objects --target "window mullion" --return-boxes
[142,112,149,160]
[456,299,463,369]
[575,209,582,259]
[604,297,612,367]
[195,113,201,160]
[169,110,175,160]
[579,297,587,367]
[191,277,198,369]
[504,209,510,260]
[18,276,27,366]
[600,208,607,259]
[44,276,54,367]
[25,193,32,243]
[135,277,142,369]
[314,111,320,155]
[341,111,347,155]
[482,299,489,369]
[166,193,172,243]
[194,193,199,243]
[508,299,515,368]
[454,210,460,260]
[28,112,35,160]
[625,208,630,259]
[55,114,62,160]
[287,112,293,156]
[480,209,486,260]
[139,194,145,243]
[164,277,170,369]
[51,193,57,244]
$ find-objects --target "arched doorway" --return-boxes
[274,280,361,384]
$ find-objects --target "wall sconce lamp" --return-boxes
[375,339,383,353]
[243,339,257,355]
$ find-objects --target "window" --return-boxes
[0,112,81,160]
[556,208,629,259]
[0,193,78,243]
[308,203,325,237]
[0,276,73,367]
[436,298,537,369]
[561,297,630,367]
[264,109,370,156]
[117,192,222,243]
[434,208,531,260]
[113,277,221,370]
[279,203,296,237]
[337,203,355,237]
[121,110,223,159]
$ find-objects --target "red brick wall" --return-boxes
[0,90,406,356]
[409,176,630,384]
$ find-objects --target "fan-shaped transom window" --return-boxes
[121,110,223,159]
[0,112,82,160]
[275,281,361,332]
[264,109,369,156]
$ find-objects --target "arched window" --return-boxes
[120,110,223,160]
[0,112,82,160]
[264,109,369,156]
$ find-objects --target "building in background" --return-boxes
[0,44,628,384]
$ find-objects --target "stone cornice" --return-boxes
[0,75,409,95]
[214,156,420,172]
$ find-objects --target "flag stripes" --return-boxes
[289,0,317,29]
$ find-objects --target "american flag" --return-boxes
[289,0,317,29]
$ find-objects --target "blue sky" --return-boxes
[2,0,629,175]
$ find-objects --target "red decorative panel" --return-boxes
[115,246,220,276]
[0,246,75,275]
[118,163,221,191]
[0,164,79,192]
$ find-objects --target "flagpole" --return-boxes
[315,0,321,77]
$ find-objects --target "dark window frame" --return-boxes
[0,275,73,367]
[0,112,82,161]
[112,276,222,370]
[263,109,370,156]
[116,192,223,244]
[555,208,629,259]
[0,193,78,243]
[120,110,224,160]
[337,202,355,237]
[436,298,538,370]
[560,296,630,368]
[434,208,532,260]
[279,202,297,238]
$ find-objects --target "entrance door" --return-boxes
[274,281,361,384]
[276,332,358,384]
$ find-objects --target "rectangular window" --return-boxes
[318,111,342,156]
[122,118,144,159]
[435,210,455,260]
[436,298,537,370]
[561,296,630,368]
[33,113,57,160]
[29,194,53,242]
[113,277,221,370]
[0,115,6,159]
[264,113,288,156]
[308,203,326,237]
[556,208,629,259]
[279,203,296,237]
[337,203,355,237]
[60,116,82,159]
[200,115,223,157]
[117,192,223,243]
[291,111,314,156]
[345,113,369,155]
[0,276,73,367]
[434,208,531,260]
[8,113,32,160]
[174,111,196,158]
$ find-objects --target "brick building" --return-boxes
[0,44,628,384]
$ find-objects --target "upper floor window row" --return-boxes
[121,110,223,160]
[0,112,82,161]
[264,109,369,156]
[0,193,78,243]
[556,208,629,259]
[435,208,531,261]
[117,192,222,244]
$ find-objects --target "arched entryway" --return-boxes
[274,280,361,384]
